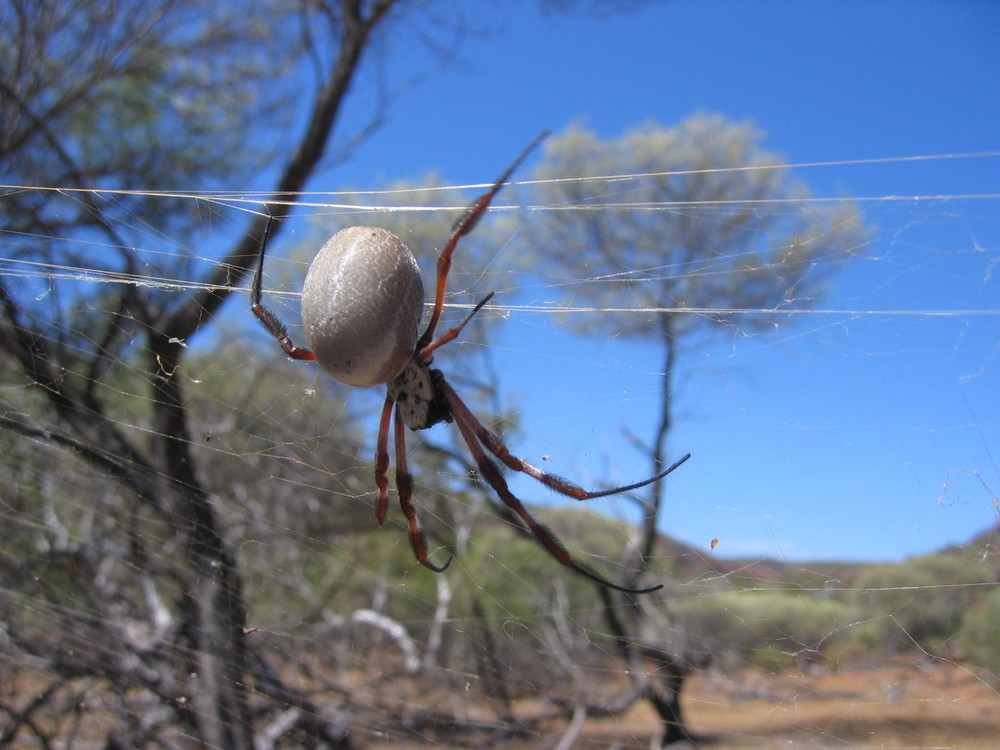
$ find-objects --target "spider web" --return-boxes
[2,155,999,749]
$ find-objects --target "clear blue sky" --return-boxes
[292,1,1000,563]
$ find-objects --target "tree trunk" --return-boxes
[150,334,254,748]
[594,313,694,748]
[641,645,694,747]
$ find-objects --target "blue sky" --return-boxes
[284,1,999,563]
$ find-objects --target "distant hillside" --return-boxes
[655,522,1000,591]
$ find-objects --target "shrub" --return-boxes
[676,590,850,670]
[958,585,1000,676]
[849,553,995,654]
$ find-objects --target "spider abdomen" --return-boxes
[301,226,424,387]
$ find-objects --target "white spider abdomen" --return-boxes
[301,226,424,387]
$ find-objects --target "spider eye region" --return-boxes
[301,226,424,387]
[389,362,452,431]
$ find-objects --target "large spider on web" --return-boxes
[250,133,689,594]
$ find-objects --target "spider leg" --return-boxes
[417,132,549,351]
[374,393,394,525]
[418,291,495,361]
[250,215,317,362]
[442,381,690,501]
[394,404,452,573]
[442,386,663,595]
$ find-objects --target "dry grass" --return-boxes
[6,657,998,748]
[357,658,1000,749]
[572,658,1000,750]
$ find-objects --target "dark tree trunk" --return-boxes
[593,313,696,748]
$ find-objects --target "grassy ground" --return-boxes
[7,656,998,748]
[358,658,1000,749]
[563,658,1000,749]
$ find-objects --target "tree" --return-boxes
[960,585,1000,676]
[507,114,870,745]
[851,553,996,655]
[0,1,439,746]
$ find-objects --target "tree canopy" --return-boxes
[514,114,869,342]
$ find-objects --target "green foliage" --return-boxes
[2,0,286,191]
[848,553,997,655]
[676,589,852,671]
[958,585,1000,676]
[0,0,299,340]
[506,114,871,342]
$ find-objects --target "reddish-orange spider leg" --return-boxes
[250,216,318,362]
[374,394,394,525]
[417,131,549,351]
[442,383,675,595]
[444,381,690,502]
[393,405,452,572]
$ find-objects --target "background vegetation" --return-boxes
[1,1,997,748]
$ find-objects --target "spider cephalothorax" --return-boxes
[251,133,688,594]
[388,361,452,431]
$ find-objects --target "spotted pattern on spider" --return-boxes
[387,361,452,430]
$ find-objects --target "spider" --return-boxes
[250,134,689,594]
